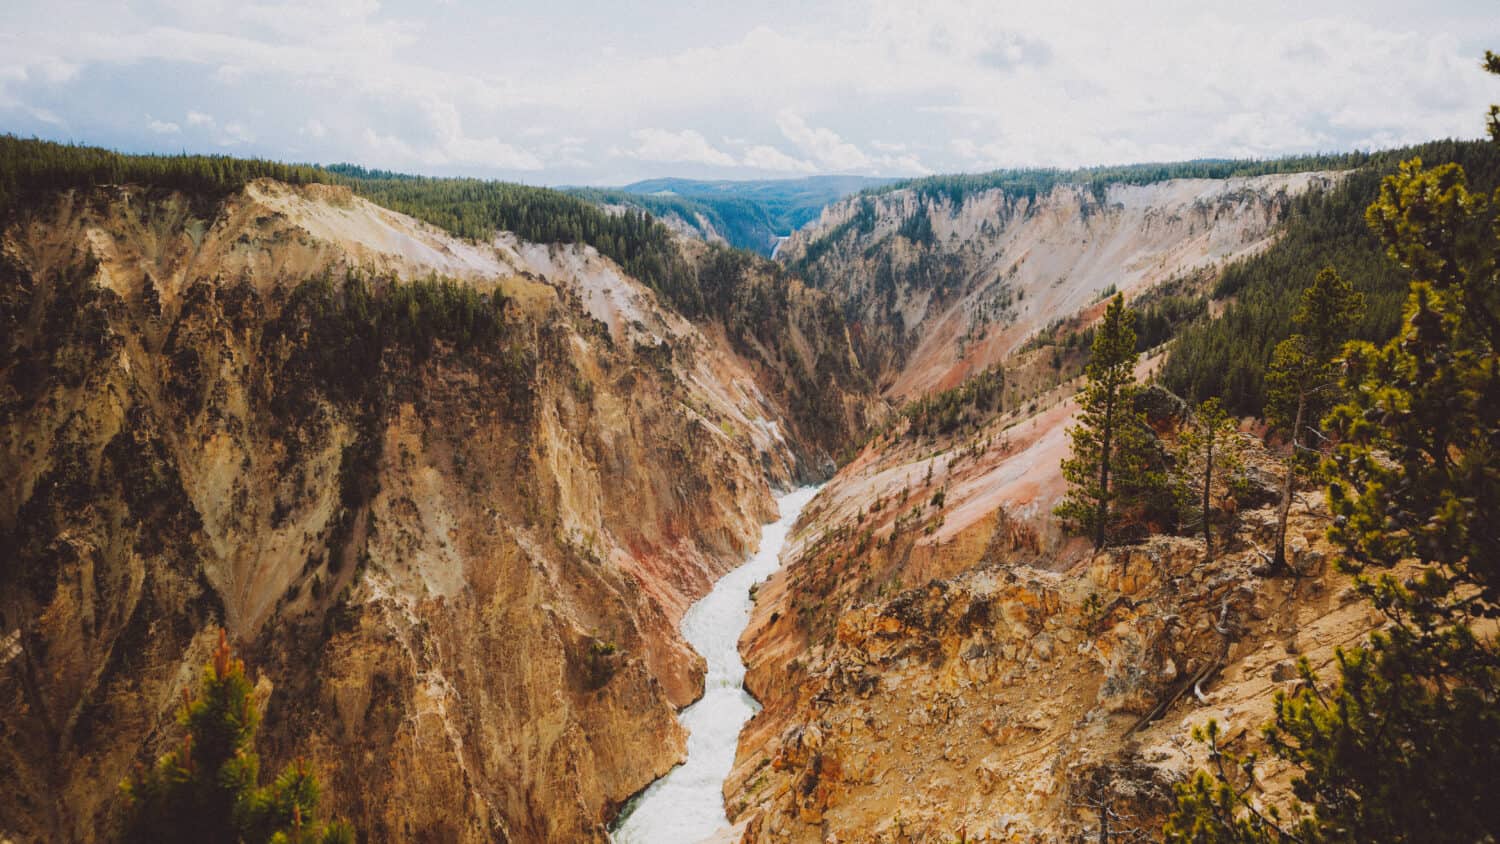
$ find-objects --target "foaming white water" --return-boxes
[612,485,820,844]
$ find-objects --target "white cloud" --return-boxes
[359,105,544,171]
[775,111,929,174]
[0,0,1495,181]
[26,105,63,125]
[221,121,254,145]
[775,110,870,171]
[147,116,180,133]
[882,153,932,176]
[442,134,544,170]
[629,128,737,167]
[741,144,816,173]
[421,100,543,169]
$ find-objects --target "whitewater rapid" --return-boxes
[612,485,820,844]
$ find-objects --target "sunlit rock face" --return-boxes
[0,181,849,842]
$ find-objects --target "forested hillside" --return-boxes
[324,165,703,315]
[0,135,326,213]
[568,175,890,256]
[1159,139,1500,414]
[0,138,701,316]
[865,153,1368,208]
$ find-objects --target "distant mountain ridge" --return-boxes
[566,175,894,256]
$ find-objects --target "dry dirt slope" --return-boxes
[0,179,849,842]
[729,398,1376,841]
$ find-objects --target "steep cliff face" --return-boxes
[0,180,850,841]
[729,417,1376,841]
[780,173,1341,399]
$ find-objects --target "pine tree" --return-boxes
[1056,294,1165,548]
[1166,58,1500,841]
[119,630,354,844]
[1175,397,1245,557]
[1263,267,1364,572]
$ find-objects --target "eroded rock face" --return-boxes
[0,183,841,841]
[780,172,1342,400]
[729,432,1378,842]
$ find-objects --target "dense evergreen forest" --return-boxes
[564,186,779,255]
[870,152,1370,208]
[1159,139,1500,414]
[0,135,326,214]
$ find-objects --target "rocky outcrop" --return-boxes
[0,181,852,841]
[730,422,1379,841]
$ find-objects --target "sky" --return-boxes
[2,0,1497,186]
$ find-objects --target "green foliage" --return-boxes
[264,268,530,411]
[1263,267,1364,570]
[898,366,1003,439]
[1322,154,1500,762]
[1168,70,1500,840]
[871,153,1368,210]
[1174,397,1245,555]
[1164,719,1318,842]
[790,197,879,276]
[896,206,935,246]
[1056,295,1172,548]
[0,135,325,217]
[120,631,353,844]
[690,244,870,453]
[1263,267,1364,438]
[1161,139,1500,415]
[1488,50,1500,141]
[1134,292,1208,353]
[568,186,779,254]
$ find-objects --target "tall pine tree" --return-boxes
[1057,294,1166,548]
[1175,397,1245,557]
[1263,267,1364,572]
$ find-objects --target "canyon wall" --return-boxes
[0,180,859,841]
[780,173,1341,399]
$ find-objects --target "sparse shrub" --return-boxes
[119,630,353,844]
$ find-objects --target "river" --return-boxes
[611,485,820,843]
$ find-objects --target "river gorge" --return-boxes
[613,486,820,843]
